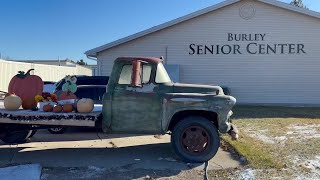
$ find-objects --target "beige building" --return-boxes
[0,59,93,92]
[17,59,77,66]
[17,59,97,76]
[85,0,320,105]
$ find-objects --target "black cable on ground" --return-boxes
[204,161,209,180]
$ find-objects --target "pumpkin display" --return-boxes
[62,104,73,113]
[8,69,43,109]
[53,104,63,113]
[77,98,94,113]
[4,94,22,110]
[58,75,78,100]
[43,104,53,112]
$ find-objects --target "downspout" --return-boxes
[165,46,168,64]
[86,54,100,76]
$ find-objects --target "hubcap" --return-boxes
[180,126,210,154]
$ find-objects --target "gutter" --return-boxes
[86,54,101,76]
[86,54,97,61]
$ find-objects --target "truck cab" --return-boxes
[102,56,238,162]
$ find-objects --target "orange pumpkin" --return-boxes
[62,104,73,113]
[22,98,37,110]
[59,92,77,101]
[53,105,63,113]
[8,69,43,109]
[43,104,53,112]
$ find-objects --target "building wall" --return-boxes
[17,60,69,66]
[96,0,320,105]
[0,59,92,92]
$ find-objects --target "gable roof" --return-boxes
[85,0,320,58]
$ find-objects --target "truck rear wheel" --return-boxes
[1,130,32,144]
[48,127,65,134]
[171,116,220,163]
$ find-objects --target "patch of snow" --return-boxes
[239,168,255,180]
[164,157,177,162]
[291,155,320,180]
[287,124,320,140]
[303,156,320,171]
[70,166,106,179]
[245,129,276,144]
[274,136,287,142]
[246,124,320,145]
[253,134,276,144]
[87,166,105,172]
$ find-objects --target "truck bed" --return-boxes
[0,105,102,127]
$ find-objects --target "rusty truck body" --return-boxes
[0,56,238,162]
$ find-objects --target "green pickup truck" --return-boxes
[0,56,238,163]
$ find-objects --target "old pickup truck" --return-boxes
[0,56,238,163]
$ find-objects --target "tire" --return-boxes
[48,127,65,134]
[171,116,220,163]
[1,130,32,144]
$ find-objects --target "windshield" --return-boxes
[155,63,171,83]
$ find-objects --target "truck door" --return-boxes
[111,61,162,133]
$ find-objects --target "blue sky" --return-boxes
[0,0,319,65]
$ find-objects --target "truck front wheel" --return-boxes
[1,130,32,144]
[171,116,220,163]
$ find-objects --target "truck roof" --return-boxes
[115,56,162,64]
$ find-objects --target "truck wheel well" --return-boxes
[168,110,218,131]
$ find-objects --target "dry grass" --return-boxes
[217,105,320,179]
[222,134,284,169]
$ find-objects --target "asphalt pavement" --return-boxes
[0,130,240,169]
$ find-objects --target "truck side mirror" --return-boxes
[131,60,142,87]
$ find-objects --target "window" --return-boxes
[141,64,152,84]
[118,63,153,85]
[118,65,132,84]
[155,63,171,83]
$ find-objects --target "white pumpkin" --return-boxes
[4,94,22,110]
[77,98,94,113]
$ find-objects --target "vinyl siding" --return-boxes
[96,0,320,105]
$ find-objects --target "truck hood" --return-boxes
[172,83,223,95]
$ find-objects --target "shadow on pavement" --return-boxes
[0,143,194,179]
